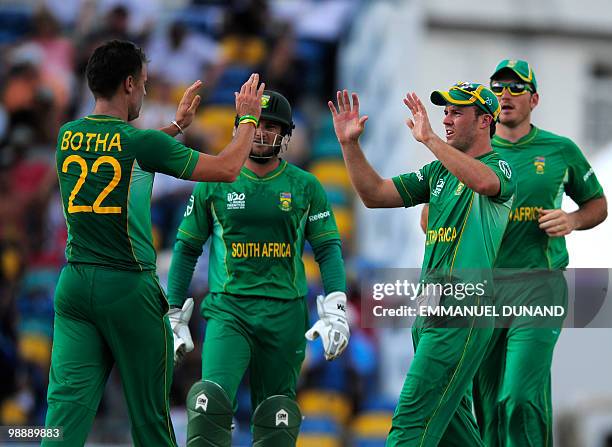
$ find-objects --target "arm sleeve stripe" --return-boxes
[397,175,415,206]
[178,150,195,179]
[178,227,208,241]
[309,230,340,240]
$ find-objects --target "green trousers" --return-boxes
[199,292,308,412]
[43,263,176,447]
[387,298,493,447]
[473,271,567,447]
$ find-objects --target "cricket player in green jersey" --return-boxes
[329,85,515,446]
[471,59,607,447]
[44,40,266,446]
[166,90,349,446]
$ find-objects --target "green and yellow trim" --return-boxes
[210,203,231,291]
[419,298,478,446]
[126,160,143,271]
[449,192,475,277]
[84,115,124,123]
[241,160,288,181]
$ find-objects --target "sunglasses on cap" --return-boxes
[490,80,534,96]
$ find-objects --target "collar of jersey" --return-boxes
[475,151,495,160]
[84,114,124,122]
[241,159,287,181]
[493,125,539,147]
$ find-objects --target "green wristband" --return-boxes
[239,114,259,125]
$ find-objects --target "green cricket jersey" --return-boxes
[174,159,341,299]
[393,152,515,286]
[56,115,198,271]
[493,126,604,269]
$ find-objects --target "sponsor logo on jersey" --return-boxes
[583,167,594,182]
[534,156,545,175]
[498,160,512,179]
[227,192,246,210]
[432,178,445,197]
[279,192,292,211]
[195,393,209,412]
[455,182,465,195]
[426,226,457,245]
[184,195,195,217]
[415,170,424,181]
[231,242,292,258]
[275,409,289,426]
[508,206,542,222]
[308,210,330,222]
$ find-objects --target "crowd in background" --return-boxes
[0,1,402,444]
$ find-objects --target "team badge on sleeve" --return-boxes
[279,192,292,211]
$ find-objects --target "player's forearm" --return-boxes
[424,134,500,196]
[159,123,181,138]
[571,196,607,230]
[190,124,255,182]
[339,139,388,207]
[312,239,346,294]
[167,239,202,307]
[215,123,256,180]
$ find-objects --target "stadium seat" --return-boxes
[303,252,321,285]
[350,411,392,438]
[352,438,387,447]
[298,389,352,426]
[324,186,350,208]
[311,116,342,159]
[297,434,340,447]
[195,105,236,154]
[18,333,51,369]
[310,159,352,190]
[332,206,353,240]
[0,399,27,425]
[301,416,339,433]
[298,417,341,447]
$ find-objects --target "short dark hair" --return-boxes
[86,40,147,99]
[474,107,496,138]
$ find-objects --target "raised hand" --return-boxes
[328,90,369,144]
[235,73,265,120]
[174,80,203,130]
[403,92,435,144]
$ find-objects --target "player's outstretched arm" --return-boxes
[403,92,501,197]
[329,90,403,208]
[190,73,265,182]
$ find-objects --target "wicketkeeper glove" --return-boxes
[305,292,350,361]
[168,298,195,365]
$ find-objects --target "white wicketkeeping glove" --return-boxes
[305,292,350,361]
[168,298,195,365]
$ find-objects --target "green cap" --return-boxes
[260,90,294,135]
[491,59,537,91]
[430,82,501,121]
